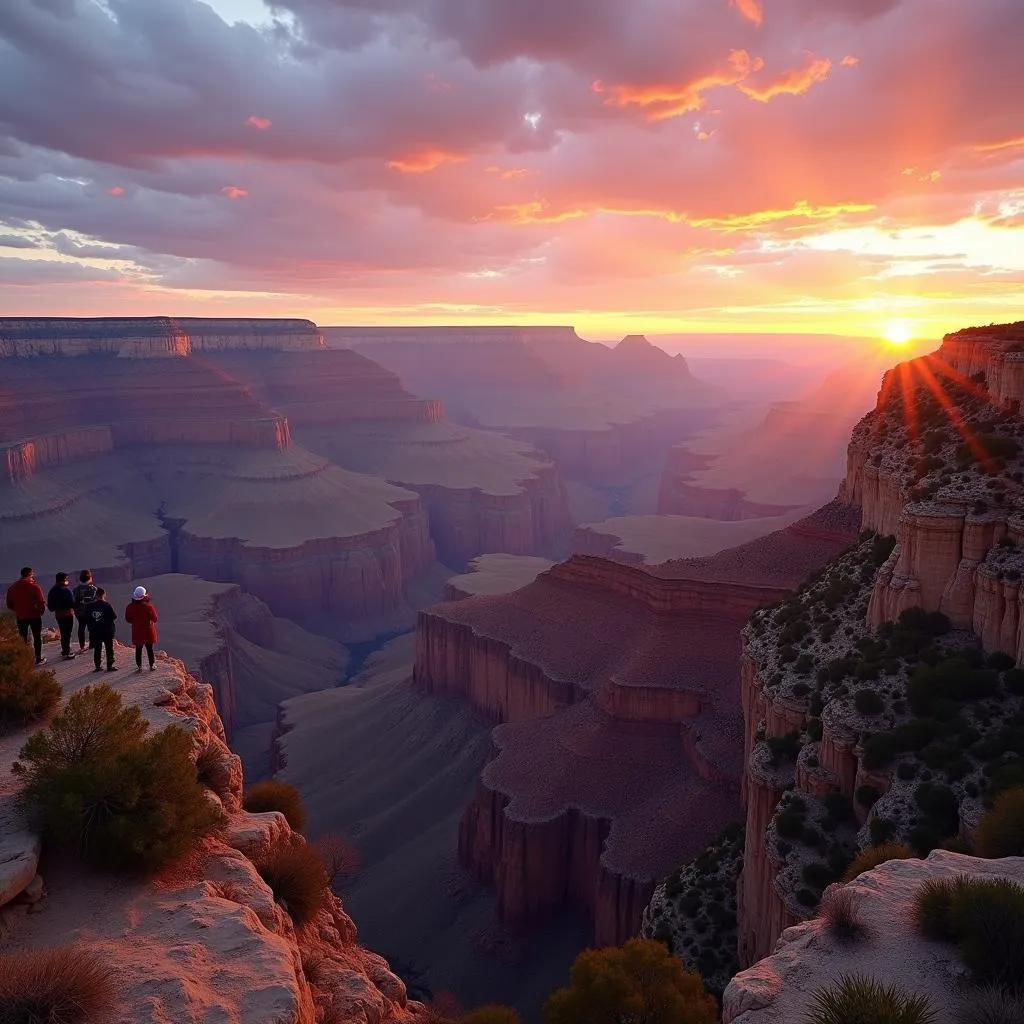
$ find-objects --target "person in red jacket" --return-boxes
[125,585,159,671]
[6,566,47,665]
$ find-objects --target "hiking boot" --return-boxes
[93,667,102,673]
[150,665,156,672]
[62,652,76,660]
[107,666,118,672]
[36,657,47,666]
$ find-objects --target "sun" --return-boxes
[882,321,914,346]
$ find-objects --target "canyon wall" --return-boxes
[735,322,1024,967]
[0,643,419,1024]
[413,504,858,948]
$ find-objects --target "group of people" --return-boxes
[6,568,160,673]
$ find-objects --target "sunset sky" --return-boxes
[1,0,1022,340]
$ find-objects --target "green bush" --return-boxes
[869,816,897,845]
[775,810,804,840]
[988,651,1017,672]
[842,844,913,882]
[253,841,329,925]
[805,974,936,1024]
[855,785,881,810]
[0,614,61,731]
[976,787,1024,858]
[914,783,959,835]
[243,779,307,833]
[12,684,222,872]
[950,878,1024,988]
[825,792,855,821]
[863,732,901,770]
[913,874,971,941]
[854,689,885,715]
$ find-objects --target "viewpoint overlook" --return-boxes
[3,316,1024,1024]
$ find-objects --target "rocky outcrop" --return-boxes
[0,316,323,357]
[0,643,421,1024]
[658,481,799,521]
[413,504,859,948]
[3,428,115,483]
[725,852,1024,1024]
[444,553,554,600]
[735,322,1024,969]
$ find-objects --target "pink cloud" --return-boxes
[739,55,833,103]
[108,186,125,196]
[731,0,764,27]
[246,116,272,130]
[386,149,466,173]
[221,186,249,199]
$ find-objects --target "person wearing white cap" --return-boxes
[124,585,159,671]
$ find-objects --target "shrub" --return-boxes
[914,782,960,837]
[767,731,801,766]
[253,841,329,926]
[311,833,361,886]
[855,786,880,810]
[869,816,897,845]
[0,614,61,731]
[461,1008,521,1024]
[976,787,1024,858]
[194,743,235,797]
[243,780,307,833]
[854,689,885,715]
[804,974,936,1024]
[989,652,1017,672]
[913,874,970,941]
[544,937,717,1024]
[959,986,1024,1024]
[796,888,819,908]
[819,886,868,945]
[842,844,913,882]
[13,685,222,872]
[951,878,1024,988]
[897,762,918,781]
[807,718,823,742]
[0,946,117,1024]
[863,732,901,770]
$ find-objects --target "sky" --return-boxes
[0,0,1023,340]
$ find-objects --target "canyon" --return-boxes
[734,323,1024,969]
[414,502,860,954]
[0,317,574,639]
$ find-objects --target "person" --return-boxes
[72,569,99,653]
[6,567,47,665]
[86,587,118,673]
[125,585,158,672]
[46,572,77,660]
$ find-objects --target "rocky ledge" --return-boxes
[725,851,1024,1024]
[0,641,422,1024]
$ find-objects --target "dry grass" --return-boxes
[194,743,235,799]
[243,779,307,833]
[311,834,360,887]
[819,885,869,944]
[0,947,117,1024]
[959,986,1024,1024]
[842,843,914,882]
[253,840,328,926]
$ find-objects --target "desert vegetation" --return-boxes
[642,824,744,997]
[804,974,936,1024]
[0,613,60,731]
[243,778,307,833]
[12,683,222,872]
[0,946,117,1024]
[841,843,913,882]
[252,839,330,926]
[975,786,1024,857]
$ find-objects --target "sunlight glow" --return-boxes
[883,321,914,346]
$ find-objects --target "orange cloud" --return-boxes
[840,55,860,67]
[386,149,465,173]
[488,201,589,224]
[603,50,762,121]
[689,198,874,231]
[107,186,125,196]
[731,0,764,26]
[973,136,1024,155]
[245,116,271,130]
[221,186,248,199]
[500,168,530,180]
[739,55,832,102]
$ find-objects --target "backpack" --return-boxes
[76,583,98,608]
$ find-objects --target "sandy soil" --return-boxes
[575,510,811,563]
[277,637,588,1021]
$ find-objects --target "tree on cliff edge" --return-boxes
[544,937,718,1024]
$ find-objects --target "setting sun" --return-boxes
[882,321,914,346]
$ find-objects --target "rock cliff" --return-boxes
[725,851,1024,1024]
[0,641,421,1024]
[734,321,1024,968]
[413,503,859,947]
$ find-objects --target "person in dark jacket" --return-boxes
[72,569,99,653]
[125,585,158,671]
[6,566,47,665]
[47,572,77,660]
[86,588,118,673]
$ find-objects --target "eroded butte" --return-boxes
[414,501,861,947]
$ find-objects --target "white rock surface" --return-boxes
[0,831,41,907]
[723,850,1024,1024]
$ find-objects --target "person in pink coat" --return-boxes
[124,585,159,671]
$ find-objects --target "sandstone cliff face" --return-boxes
[0,645,420,1024]
[725,852,1024,1024]
[735,323,1024,969]
[413,506,858,949]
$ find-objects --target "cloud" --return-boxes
[738,55,832,102]
[246,115,272,129]
[386,149,466,173]
[731,0,764,27]
[221,186,249,198]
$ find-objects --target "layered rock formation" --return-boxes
[725,851,1024,1024]
[0,639,421,1024]
[444,553,555,600]
[413,502,859,948]
[329,326,717,489]
[735,322,1024,968]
